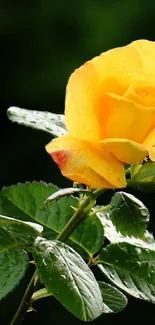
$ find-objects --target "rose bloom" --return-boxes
[46,40,155,189]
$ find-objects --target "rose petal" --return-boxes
[100,138,148,164]
[65,44,142,143]
[143,126,155,161]
[131,40,155,74]
[98,93,155,142]
[149,147,155,161]
[124,81,155,107]
[45,134,126,189]
[143,126,155,147]
[65,61,101,142]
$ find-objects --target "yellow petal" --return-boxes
[124,81,155,107]
[143,126,155,162]
[101,138,148,164]
[98,93,155,142]
[65,61,101,143]
[131,40,155,74]
[149,147,155,161]
[45,134,126,189]
[143,126,155,147]
[65,44,142,143]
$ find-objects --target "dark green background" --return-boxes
[1,1,155,324]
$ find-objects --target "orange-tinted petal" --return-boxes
[101,138,148,164]
[45,134,126,189]
[98,93,155,142]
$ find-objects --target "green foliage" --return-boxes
[109,192,149,238]
[128,162,155,192]
[98,210,154,247]
[98,242,155,302]
[0,214,43,246]
[0,182,104,257]
[0,214,43,300]
[0,246,28,300]
[98,281,128,313]
[45,187,93,203]
[1,176,155,321]
[32,237,103,321]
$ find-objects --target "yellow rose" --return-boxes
[46,40,155,188]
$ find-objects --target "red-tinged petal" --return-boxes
[45,135,126,189]
[101,138,148,164]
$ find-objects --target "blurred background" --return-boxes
[1,0,155,324]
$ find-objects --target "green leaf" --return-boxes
[128,162,155,192]
[0,181,58,223]
[98,242,155,303]
[109,192,149,238]
[0,182,104,257]
[33,237,103,321]
[0,248,28,299]
[130,163,142,178]
[0,214,43,247]
[98,210,155,248]
[45,187,93,203]
[70,213,104,257]
[7,106,67,137]
[98,281,127,313]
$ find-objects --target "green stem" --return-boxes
[10,187,105,324]
[10,271,36,325]
[57,188,104,242]
[88,204,110,217]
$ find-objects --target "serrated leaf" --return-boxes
[0,182,104,257]
[42,230,88,259]
[98,210,155,249]
[33,237,103,321]
[70,214,104,257]
[98,281,127,313]
[0,214,43,246]
[98,242,155,303]
[7,106,67,137]
[109,192,149,238]
[128,162,155,192]
[0,248,28,299]
[0,181,58,223]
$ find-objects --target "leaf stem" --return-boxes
[10,271,36,325]
[10,187,105,325]
[88,204,110,217]
[57,188,105,242]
